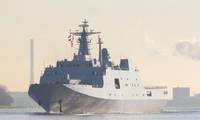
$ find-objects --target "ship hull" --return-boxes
[29,84,167,114]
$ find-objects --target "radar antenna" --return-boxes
[70,20,101,56]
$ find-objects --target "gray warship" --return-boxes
[28,20,168,114]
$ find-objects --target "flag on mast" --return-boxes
[68,33,74,48]
[98,34,101,40]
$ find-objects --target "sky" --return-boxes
[1,0,200,95]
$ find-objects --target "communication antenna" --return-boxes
[30,39,34,85]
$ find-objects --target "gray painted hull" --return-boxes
[29,84,167,114]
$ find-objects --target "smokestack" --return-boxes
[30,39,34,85]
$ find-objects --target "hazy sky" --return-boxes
[1,0,200,94]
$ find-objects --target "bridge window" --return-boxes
[114,78,120,89]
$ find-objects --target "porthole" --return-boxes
[147,91,152,97]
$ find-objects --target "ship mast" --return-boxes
[70,20,101,57]
[97,35,103,65]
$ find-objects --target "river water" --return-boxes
[0,108,200,120]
